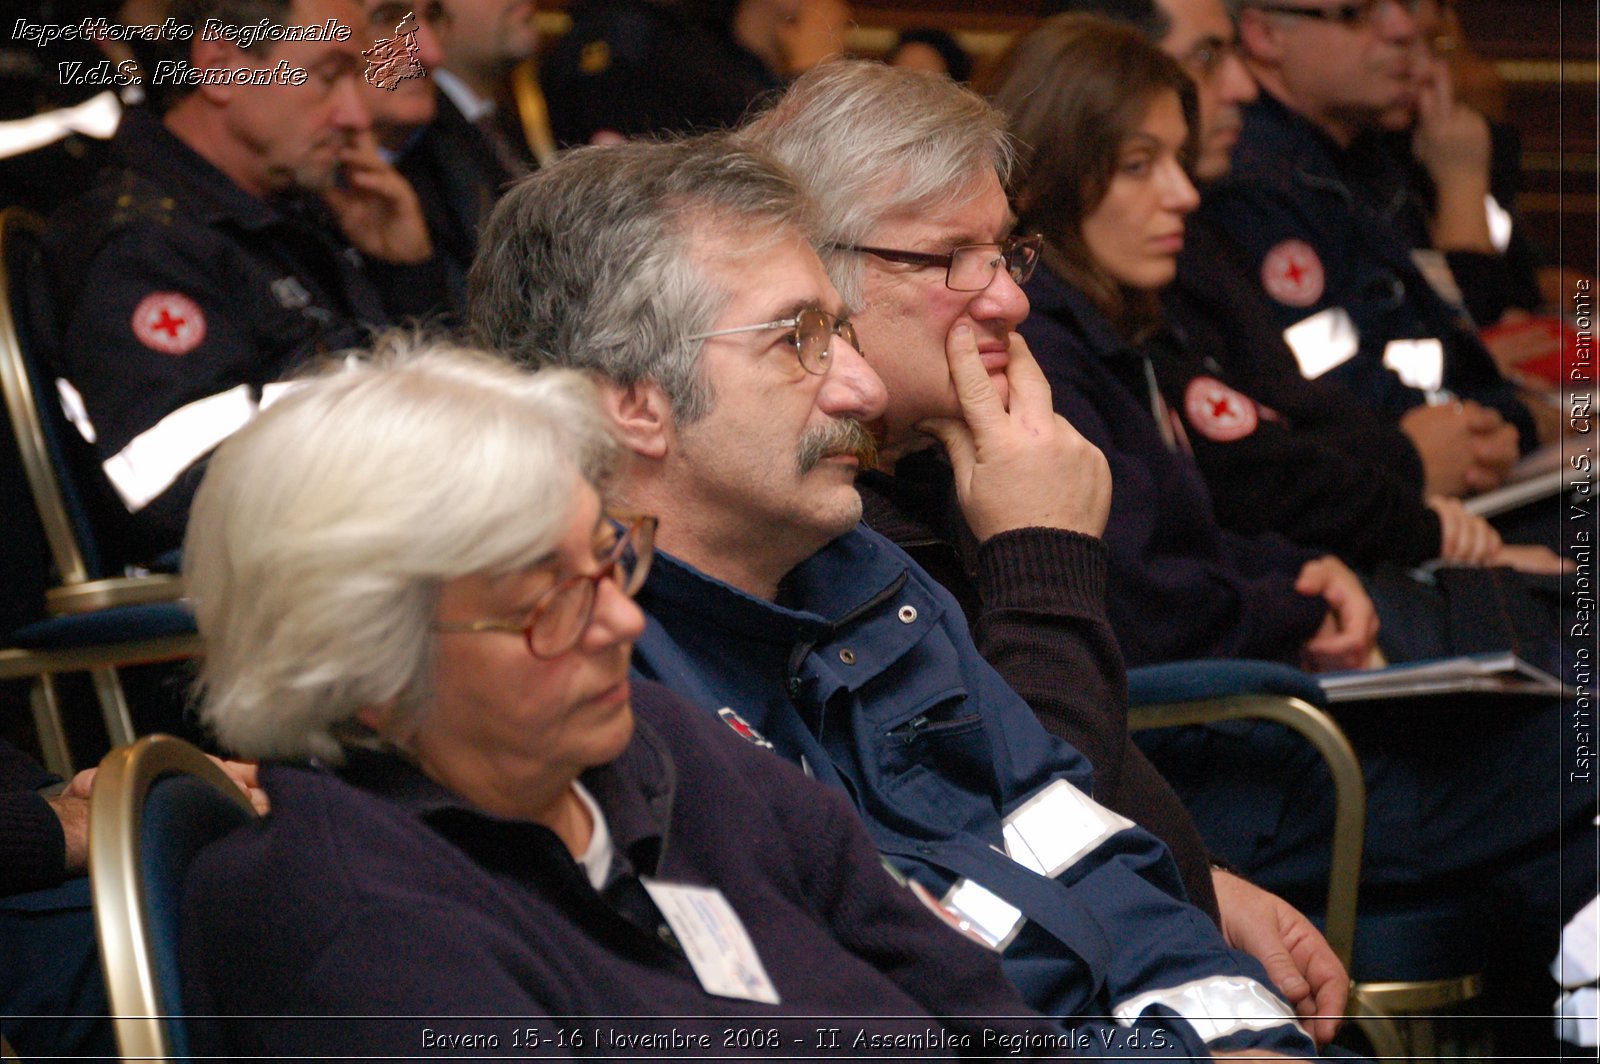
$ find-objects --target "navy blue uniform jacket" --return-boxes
[1197,91,1533,448]
[633,530,1314,1056]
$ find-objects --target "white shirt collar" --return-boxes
[433,68,495,123]
[571,779,613,891]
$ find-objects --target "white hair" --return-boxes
[183,335,622,763]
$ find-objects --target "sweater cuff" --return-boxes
[1415,507,1445,566]
[0,790,67,895]
[975,527,1108,616]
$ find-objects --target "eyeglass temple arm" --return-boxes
[685,319,794,342]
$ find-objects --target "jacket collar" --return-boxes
[639,527,912,644]
[111,105,299,231]
[1025,265,1130,362]
[327,717,677,881]
[1236,88,1351,182]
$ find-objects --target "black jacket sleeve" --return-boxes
[1,739,66,895]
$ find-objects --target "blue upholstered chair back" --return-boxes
[1,207,126,582]
[139,773,254,1058]
[90,735,258,1061]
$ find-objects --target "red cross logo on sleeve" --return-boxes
[131,292,207,355]
[716,707,775,750]
[1184,376,1260,442]
[1261,240,1325,307]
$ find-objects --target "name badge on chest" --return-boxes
[641,880,781,1004]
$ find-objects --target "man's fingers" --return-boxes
[1436,58,1458,113]
[1293,558,1329,596]
[65,766,97,799]
[1469,516,1503,561]
[1257,948,1310,1006]
[943,324,1004,431]
[999,331,1053,415]
[1300,557,1378,665]
[1460,401,1505,432]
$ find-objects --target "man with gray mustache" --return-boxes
[470,132,1320,1058]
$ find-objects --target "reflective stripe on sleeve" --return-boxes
[1113,975,1307,1043]
[1486,194,1513,255]
[56,377,96,444]
[102,385,256,512]
[1282,307,1359,379]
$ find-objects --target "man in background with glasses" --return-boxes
[471,132,1321,1058]
[1196,0,1545,473]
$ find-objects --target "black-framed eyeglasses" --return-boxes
[434,514,657,659]
[1244,0,1420,26]
[838,234,1043,292]
[686,306,861,375]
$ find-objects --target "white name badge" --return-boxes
[1002,779,1135,880]
[1283,307,1360,380]
[641,880,781,1005]
[1381,338,1446,394]
[939,877,1025,952]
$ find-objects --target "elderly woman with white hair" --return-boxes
[175,339,1082,1059]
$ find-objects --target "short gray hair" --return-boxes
[739,60,1014,307]
[147,0,293,113]
[183,334,622,763]
[468,134,814,423]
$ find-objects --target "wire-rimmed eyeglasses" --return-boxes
[686,306,861,375]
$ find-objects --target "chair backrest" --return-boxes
[1126,658,1365,969]
[89,734,257,1061]
[2,207,187,615]
[0,207,105,583]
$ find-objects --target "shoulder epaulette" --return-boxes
[106,169,176,229]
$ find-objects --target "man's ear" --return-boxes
[599,379,674,461]
[1236,7,1284,65]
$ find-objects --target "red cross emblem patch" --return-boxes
[1183,376,1259,442]
[131,292,206,355]
[1260,239,1325,307]
[717,707,775,750]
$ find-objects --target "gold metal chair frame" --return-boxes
[89,735,258,1062]
[0,207,201,774]
[1130,690,1484,1059]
